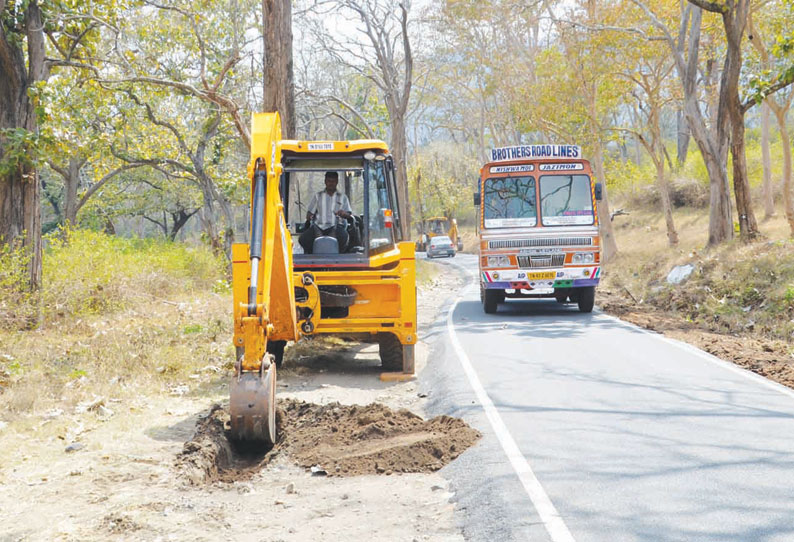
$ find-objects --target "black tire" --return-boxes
[577,286,595,313]
[378,333,403,371]
[267,340,286,368]
[483,289,502,314]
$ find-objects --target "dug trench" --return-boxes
[177,399,481,484]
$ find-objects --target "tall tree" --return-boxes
[543,0,622,260]
[0,1,48,288]
[310,0,414,239]
[634,2,735,245]
[263,0,295,137]
[690,0,759,240]
[0,0,108,287]
[748,6,794,235]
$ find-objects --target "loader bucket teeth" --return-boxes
[229,365,277,446]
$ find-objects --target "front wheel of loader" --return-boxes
[229,362,277,446]
[267,340,286,368]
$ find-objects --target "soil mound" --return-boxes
[176,400,480,484]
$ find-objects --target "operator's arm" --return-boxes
[335,194,353,219]
[306,193,318,221]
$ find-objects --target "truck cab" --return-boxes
[474,145,603,314]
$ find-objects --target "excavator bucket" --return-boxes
[229,363,277,445]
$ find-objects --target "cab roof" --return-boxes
[281,140,389,154]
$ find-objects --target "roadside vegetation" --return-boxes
[0,230,230,425]
[602,129,794,358]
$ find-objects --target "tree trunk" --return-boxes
[262,0,295,138]
[676,108,690,166]
[719,0,757,240]
[63,157,83,226]
[651,110,678,246]
[677,5,733,245]
[657,160,678,246]
[772,108,794,235]
[169,209,197,241]
[0,1,46,289]
[391,114,412,241]
[590,132,618,261]
[760,101,775,219]
[583,0,617,260]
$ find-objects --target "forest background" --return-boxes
[1,0,794,346]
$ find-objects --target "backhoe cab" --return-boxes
[229,113,417,445]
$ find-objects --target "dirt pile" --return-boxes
[177,400,480,484]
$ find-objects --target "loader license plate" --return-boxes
[527,271,556,280]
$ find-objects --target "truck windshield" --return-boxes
[482,176,537,228]
[539,174,594,226]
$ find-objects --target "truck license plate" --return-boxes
[527,271,556,280]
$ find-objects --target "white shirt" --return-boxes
[307,190,352,230]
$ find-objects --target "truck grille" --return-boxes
[488,237,592,249]
[517,254,565,268]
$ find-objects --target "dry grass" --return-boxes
[0,292,233,420]
[603,203,794,343]
[0,231,231,424]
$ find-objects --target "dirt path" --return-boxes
[0,266,471,542]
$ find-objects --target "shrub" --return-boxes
[0,240,36,329]
[41,229,224,319]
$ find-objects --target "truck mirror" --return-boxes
[473,192,480,206]
[594,183,603,201]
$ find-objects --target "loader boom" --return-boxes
[230,113,298,444]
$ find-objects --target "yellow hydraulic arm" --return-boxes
[229,112,298,445]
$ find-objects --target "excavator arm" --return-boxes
[230,112,298,445]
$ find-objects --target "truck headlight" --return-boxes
[487,255,511,267]
[572,252,594,264]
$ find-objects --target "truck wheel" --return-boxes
[483,289,501,314]
[378,333,404,371]
[577,286,595,313]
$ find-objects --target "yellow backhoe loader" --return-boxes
[415,216,463,252]
[229,112,417,445]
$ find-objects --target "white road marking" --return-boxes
[447,288,577,542]
[598,311,794,402]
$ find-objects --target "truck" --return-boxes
[230,112,417,445]
[473,144,603,314]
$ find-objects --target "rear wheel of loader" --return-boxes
[379,333,404,372]
[229,362,277,446]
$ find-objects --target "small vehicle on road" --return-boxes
[427,235,456,258]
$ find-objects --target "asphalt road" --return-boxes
[420,252,794,542]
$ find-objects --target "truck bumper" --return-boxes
[480,267,601,290]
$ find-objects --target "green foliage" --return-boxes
[0,240,36,329]
[0,128,51,178]
[0,239,32,292]
[41,229,224,318]
[603,155,653,192]
[409,142,479,228]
